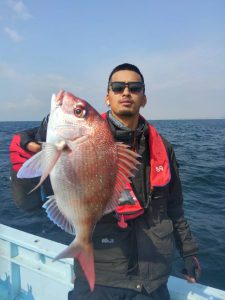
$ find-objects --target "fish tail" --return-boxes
[53,241,95,292]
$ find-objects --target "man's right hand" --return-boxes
[26,141,42,153]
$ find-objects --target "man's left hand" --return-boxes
[182,256,201,283]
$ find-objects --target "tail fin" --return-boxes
[53,241,95,292]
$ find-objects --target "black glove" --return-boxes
[182,256,201,281]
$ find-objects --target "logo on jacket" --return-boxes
[156,165,164,173]
[101,238,114,244]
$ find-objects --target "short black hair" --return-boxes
[108,63,145,84]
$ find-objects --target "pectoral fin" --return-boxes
[17,141,66,192]
[17,150,43,178]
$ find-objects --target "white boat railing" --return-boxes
[0,224,225,300]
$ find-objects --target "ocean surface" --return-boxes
[0,119,225,291]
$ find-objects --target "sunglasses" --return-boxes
[109,81,145,93]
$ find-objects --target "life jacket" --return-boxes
[9,133,33,172]
[101,112,171,228]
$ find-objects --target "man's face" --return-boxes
[105,70,147,118]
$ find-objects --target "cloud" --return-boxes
[7,0,32,20]
[0,63,83,91]
[0,63,88,120]
[132,46,225,93]
[1,93,45,121]
[0,63,18,78]
[5,94,42,110]
[4,26,23,42]
[1,1,31,43]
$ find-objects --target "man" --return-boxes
[10,63,200,299]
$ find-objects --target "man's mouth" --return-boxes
[119,99,133,106]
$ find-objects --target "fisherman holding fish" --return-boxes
[13,63,201,299]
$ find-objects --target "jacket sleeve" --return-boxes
[19,115,48,150]
[19,127,39,150]
[35,114,49,142]
[165,140,198,258]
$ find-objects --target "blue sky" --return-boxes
[0,0,225,121]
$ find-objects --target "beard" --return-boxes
[117,110,135,117]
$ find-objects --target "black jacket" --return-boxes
[19,115,49,149]
[17,113,198,293]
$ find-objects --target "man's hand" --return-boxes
[182,256,201,283]
[26,141,42,153]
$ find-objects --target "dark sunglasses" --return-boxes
[109,81,145,93]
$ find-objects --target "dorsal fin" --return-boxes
[103,143,141,214]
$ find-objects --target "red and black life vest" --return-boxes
[102,113,171,227]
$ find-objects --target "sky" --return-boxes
[0,0,225,121]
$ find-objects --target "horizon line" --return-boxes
[1,117,224,123]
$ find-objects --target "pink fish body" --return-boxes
[18,91,140,291]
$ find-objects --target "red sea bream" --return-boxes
[18,90,140,291]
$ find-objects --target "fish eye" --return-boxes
[74,106,86,118]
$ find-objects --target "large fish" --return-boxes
[18,90,140,291]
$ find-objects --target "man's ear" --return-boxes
[141,95,147,107]
[105,95,110,107]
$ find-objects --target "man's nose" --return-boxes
[123,86,130,95]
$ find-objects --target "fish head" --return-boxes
[48,90,102,142]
